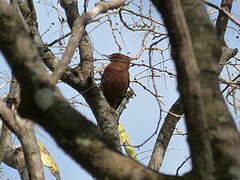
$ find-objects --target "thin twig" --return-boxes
[205,1,240,27]
[175,156,191,176]
[46,32,71,47]
[221,74,240,93]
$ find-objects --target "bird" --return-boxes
[101,53,131,110]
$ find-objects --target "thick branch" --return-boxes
[4,3,45,179]
[1,75,43,180]
[50,16,85,84]
[148,0,238,172]
[148,46,237,172]
[180,0,240,179]
[0,124,10,163]
[18,119,44,180]
[215,0,233,45]
[0,101,29,180]
[0,76,29,180]
[0,101,44,180]
[148,98,183,171]
[2,143,29,180]
[151,0,215,179]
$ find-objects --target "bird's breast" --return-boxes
[102,70,129,93]
[101,61,130,109]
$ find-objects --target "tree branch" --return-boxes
[148,0,238,173]
[51,0,125,84]
[205,1,240,29]
[0,76,29,180]
[214,0,234,44]
[180,0,240,178]
[0,86,44,180]
[19,0,122,152]
[148,97,183,171]
[59,0,123,151]
[150,1,215,179]
[2,142,29,180]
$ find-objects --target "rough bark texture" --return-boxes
[0,102,44,180]
[155,2,215,179]
[151,0,240,179]
[1,143,29,180]
[148,0,238,173]
[215,0,233,45]
[148,97,183,170]
[181,1,240,179]
[0,76,44,180]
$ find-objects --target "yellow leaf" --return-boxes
[118,124,137,160]
[37,141,61,180]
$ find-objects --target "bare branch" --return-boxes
[205,1,240,28]
[214,0,234,44]
[116,90,134,116]
[51,0,126,84]
[176,156,191,176]
[178,0,240,179]
[2,143,29,180]
[0,101,44,180]
[50,16,84,84]
[148,98,183,171]
[59,0,122,151]
[151,0,215,178]
[148,0,238,172]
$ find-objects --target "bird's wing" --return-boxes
[100,64,113,85]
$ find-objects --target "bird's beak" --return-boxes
[129,57,136,61]
[102,54,111,59]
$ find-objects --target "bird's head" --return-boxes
[102,53,133,63]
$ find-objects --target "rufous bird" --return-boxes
[101,53,132,110]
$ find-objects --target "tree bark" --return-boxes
[151,0,240,179]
